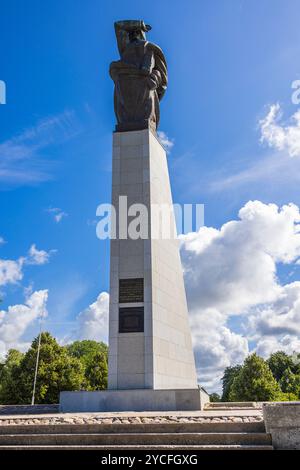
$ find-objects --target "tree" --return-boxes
[267,351,294,382]
[229,353,281,402]
[291,352,300,374]
[0,332,84,404]
[221,365,242,401]
[67,340,108,390]
[67,340,107,365]
[85,352,108,390]
[275,391,299,401]
[210,393,221,402]
[279,368,300,397]
[0,349,24,402]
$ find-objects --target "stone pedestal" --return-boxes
[60,388,210,413]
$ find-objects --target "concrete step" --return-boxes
[0,432,272,446]
[0,405,59,415]
[0,421,265,435]
[0,444,274,450]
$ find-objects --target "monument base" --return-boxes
[59,388,209,413]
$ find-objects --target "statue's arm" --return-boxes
[151,45,168,100]
[114,21,129,56]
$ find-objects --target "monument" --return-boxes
[60,20,209,411]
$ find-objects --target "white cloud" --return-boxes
[190,309,249,392]
[260,103,300,157]
[0,258,24,287]
[0,290,48,358]
[27,244,52,265]
[0,243,54,287]
[0,237,6,245]
[181,200,300,315]
[54,212,67,223]
[209,103,300,195]
[47,207,68,223]
[255,334,300,358]
[74,292,109,343]
[0,110,81,185]
[245,281,300,359]
[157,131,174,153]
[248,281,300,338]
[209,152,295,192]
[180,200,300,392]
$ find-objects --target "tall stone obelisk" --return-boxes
[108,129,198,390]
[60,21,208,412]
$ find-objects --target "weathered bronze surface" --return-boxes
[119,306,144,333]
[119,278,144,303]
[110,20,167,132]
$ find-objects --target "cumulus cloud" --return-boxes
[255,334,300,358]
[180,200,300,392]
[0,258,24,287]
[246,281,300,360]
[157,131,174,154]
[74,292,109,343]
[190,309,249,391]
[27,244,53,265]
[248,282,300,338]
[260,103,300,157]
[181,201,300,315]
[0,243,55,287]
[0,290,48,358]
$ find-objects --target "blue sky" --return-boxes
[1,0,300,391]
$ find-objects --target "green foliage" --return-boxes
[1,335,299,406]
[0,333,84,404]
[221,365,242,401]
[279,368,300,397]
[267,351,295,382]
[0,336,109,404]
[229,353,281,402]
[67,340,108,390]
[85,352,108,390]
[218,351,300,402]
[67,340,107,364]
[0,349,24,400]
[210,393,221,402]
[275,391,299,401]
[290,352,300,374]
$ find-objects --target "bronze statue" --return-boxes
[110,20,167,132]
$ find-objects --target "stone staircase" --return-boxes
[0,420,273,450]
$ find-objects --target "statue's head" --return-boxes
[129,29,146,42]
[128,23,151,43]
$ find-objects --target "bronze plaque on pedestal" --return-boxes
[119,278,144,303]
[119,306,144,333]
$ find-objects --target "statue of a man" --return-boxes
[110,20,167,132]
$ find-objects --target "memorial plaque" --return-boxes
[119,278,144,303]
[119,307,144,333]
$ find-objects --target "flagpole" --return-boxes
[31,314,43,406]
